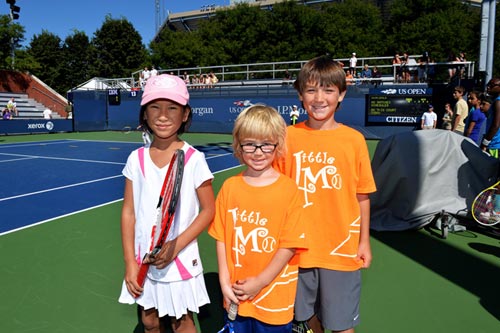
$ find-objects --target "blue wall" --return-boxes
[1,85,433,137]
[0,119,73,135]
[69,85,375,134]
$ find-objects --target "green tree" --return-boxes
[385,0,480,62]
[27,31,64,91]
[0,14,24,69]
[150,27,204,69]
[322,0,385,59]
[61,31,91,91]
[265,1,321,62]
[200,3,269,64]
[89,15,147,78]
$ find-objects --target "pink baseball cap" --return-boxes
[141,74,189,106]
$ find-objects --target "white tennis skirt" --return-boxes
[118,273,210,319]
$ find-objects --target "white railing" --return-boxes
[72,56,475,91]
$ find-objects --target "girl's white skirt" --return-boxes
[118,273,210,319]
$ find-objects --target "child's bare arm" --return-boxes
[356,193,372,268]
[216,241,239,307]
[232,248,295,301]
[121,179,142,296]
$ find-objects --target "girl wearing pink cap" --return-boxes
[119,74,215,333]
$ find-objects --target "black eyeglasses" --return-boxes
[240,143,277,153]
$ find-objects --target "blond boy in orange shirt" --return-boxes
[209,104,307,333]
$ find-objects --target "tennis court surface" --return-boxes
[0,131,498,333]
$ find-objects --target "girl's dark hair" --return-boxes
[139,104,192,135]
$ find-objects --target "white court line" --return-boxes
[0,175,123,202]
[0,157,35,163]
[205,152,233,159]
[0,140,72,149]
[0,199,123,236]
[0,165,243,236]
[0,152,125,165]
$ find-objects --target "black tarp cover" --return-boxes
[370,130,500,231]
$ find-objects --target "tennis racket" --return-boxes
[136,149,185,287]
[471,180,500,226]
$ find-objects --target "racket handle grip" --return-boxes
[228,301,238,321]
[136,262,150,289]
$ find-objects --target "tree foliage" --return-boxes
[90,15,147,79]
[149,0,491,73]
[27,31,64,91]
[0,0,497,95]
[0,15,24,69]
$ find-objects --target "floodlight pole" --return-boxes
[9,17,14,69]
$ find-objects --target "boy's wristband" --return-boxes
[482,138,491,147]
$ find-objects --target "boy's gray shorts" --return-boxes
[294,268,361,331]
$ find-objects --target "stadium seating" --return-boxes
[0,92,60,119]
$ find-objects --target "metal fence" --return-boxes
[72,56,475,91]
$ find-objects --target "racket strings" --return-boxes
[473,189,500,226]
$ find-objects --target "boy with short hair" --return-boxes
[274,55,377,333]
[452,86,469,134]
[421,104,437,129]
[209,104,307,333]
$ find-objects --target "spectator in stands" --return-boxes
[7,97,17,117]
[447,51,460,81]
[192,74,200,88]
[392,53,402,82]
[141,67,151,88]
[400,52,410,83]
[43,107,53,119]
[418,51,430,83]
[458,51,466,79]
[345,69,354,85]
[65,102,73,119]
[372,66,382,87]
[209,72,218,87]
[349,52,357,74]
[150,66,158,77]
[282,69,292,86]
[2,108,12,120]
[201,73,210,88]
[361,64,372,84]
[183,71,190,85]
[452,86,469,134]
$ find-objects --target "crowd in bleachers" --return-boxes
[2,97,17,120]
[134,51,472,91]
[138,66,220,90]
[343,50,469,86]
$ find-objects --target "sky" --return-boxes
[5,0,231,46]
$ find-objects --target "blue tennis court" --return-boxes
[0,139,240,235]
[1,132,499,333]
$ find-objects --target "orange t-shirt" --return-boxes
[208,173,306,325]
[274,122,376,271]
